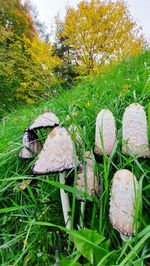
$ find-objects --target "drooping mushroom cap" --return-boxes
[76,151,99,200]
[109,169,138,236]
[94,109,116,155]
[19,129,42,159]
[29,110,59,130]
[32,126,79,174]
[122,103,150,158]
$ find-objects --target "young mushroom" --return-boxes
[109,169,138,237]
[19,128,42,159]
[76,151,99,227]
[94,109,116,157]
[32,126,79,229]
[122,103,150,158]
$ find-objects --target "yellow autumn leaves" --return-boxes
[56,0,145,76]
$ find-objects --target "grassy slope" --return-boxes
[0,51,150,265]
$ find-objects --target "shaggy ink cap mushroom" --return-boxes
[32,126,79,174]
[94,109,116,156]
[109,169,138,236]
[32,126,79,230]
[19,128,42,159]
[122,103,150,158]
[76,151,99,200]
[76,151,99,228]
[29,110,59,131]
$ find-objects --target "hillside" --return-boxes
[0,51,150,265]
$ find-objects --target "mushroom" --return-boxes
[109,169,138,237]
[122,103,150,158]
[20,110,59,159]
[29,110,59,131]
[19,128,42,159]
[32,126,79,229]
[19,179,32,190]
[76,151,99,227]
[94,109,116,156]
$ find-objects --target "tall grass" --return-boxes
[0,51,150,265]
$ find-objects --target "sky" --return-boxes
[29,0,150,44]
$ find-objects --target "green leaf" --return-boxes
[72,228,105,264]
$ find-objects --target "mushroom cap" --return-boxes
[122,103,150,158]
[109,169,138,236]
[76,151,99,200]
[94,109,116,155]
[19,129,42,159]
[29,110,59,130]
[32,126,78,174]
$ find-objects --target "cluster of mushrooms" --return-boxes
[19,103,149,238]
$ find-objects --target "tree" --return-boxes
[53,15,78,88]
[0,0,62,113]
[0,0,35,112]
[15,34,62,104]
[55,0,145,75]
[0,0,35,39]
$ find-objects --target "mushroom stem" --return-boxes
[80,201,85,228]
[59,172,71,229]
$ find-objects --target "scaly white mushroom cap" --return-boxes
[29,110,59,130]
[32,126,78,174]
[76,151,99,200]
[19,129,42,159]
[109,169,138,236]
[94,109,116,155]
[122,103,150,158]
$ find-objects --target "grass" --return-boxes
[0,51,150,265]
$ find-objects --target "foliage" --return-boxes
[0,0,35,39]
[0,51,149,265]
[53,15,78,88]
[55,0,145,76]
[0,0,62,114]
[15,34,62,105]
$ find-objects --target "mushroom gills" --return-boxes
[19,129,42,159]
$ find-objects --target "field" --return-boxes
[0,51,150,265]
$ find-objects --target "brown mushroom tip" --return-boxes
[19,128,42,159]
[94,109,116,156]
[29,110,59,130]
[32,126,79,175]
[109,169,138,236]
[122,103,150,158]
